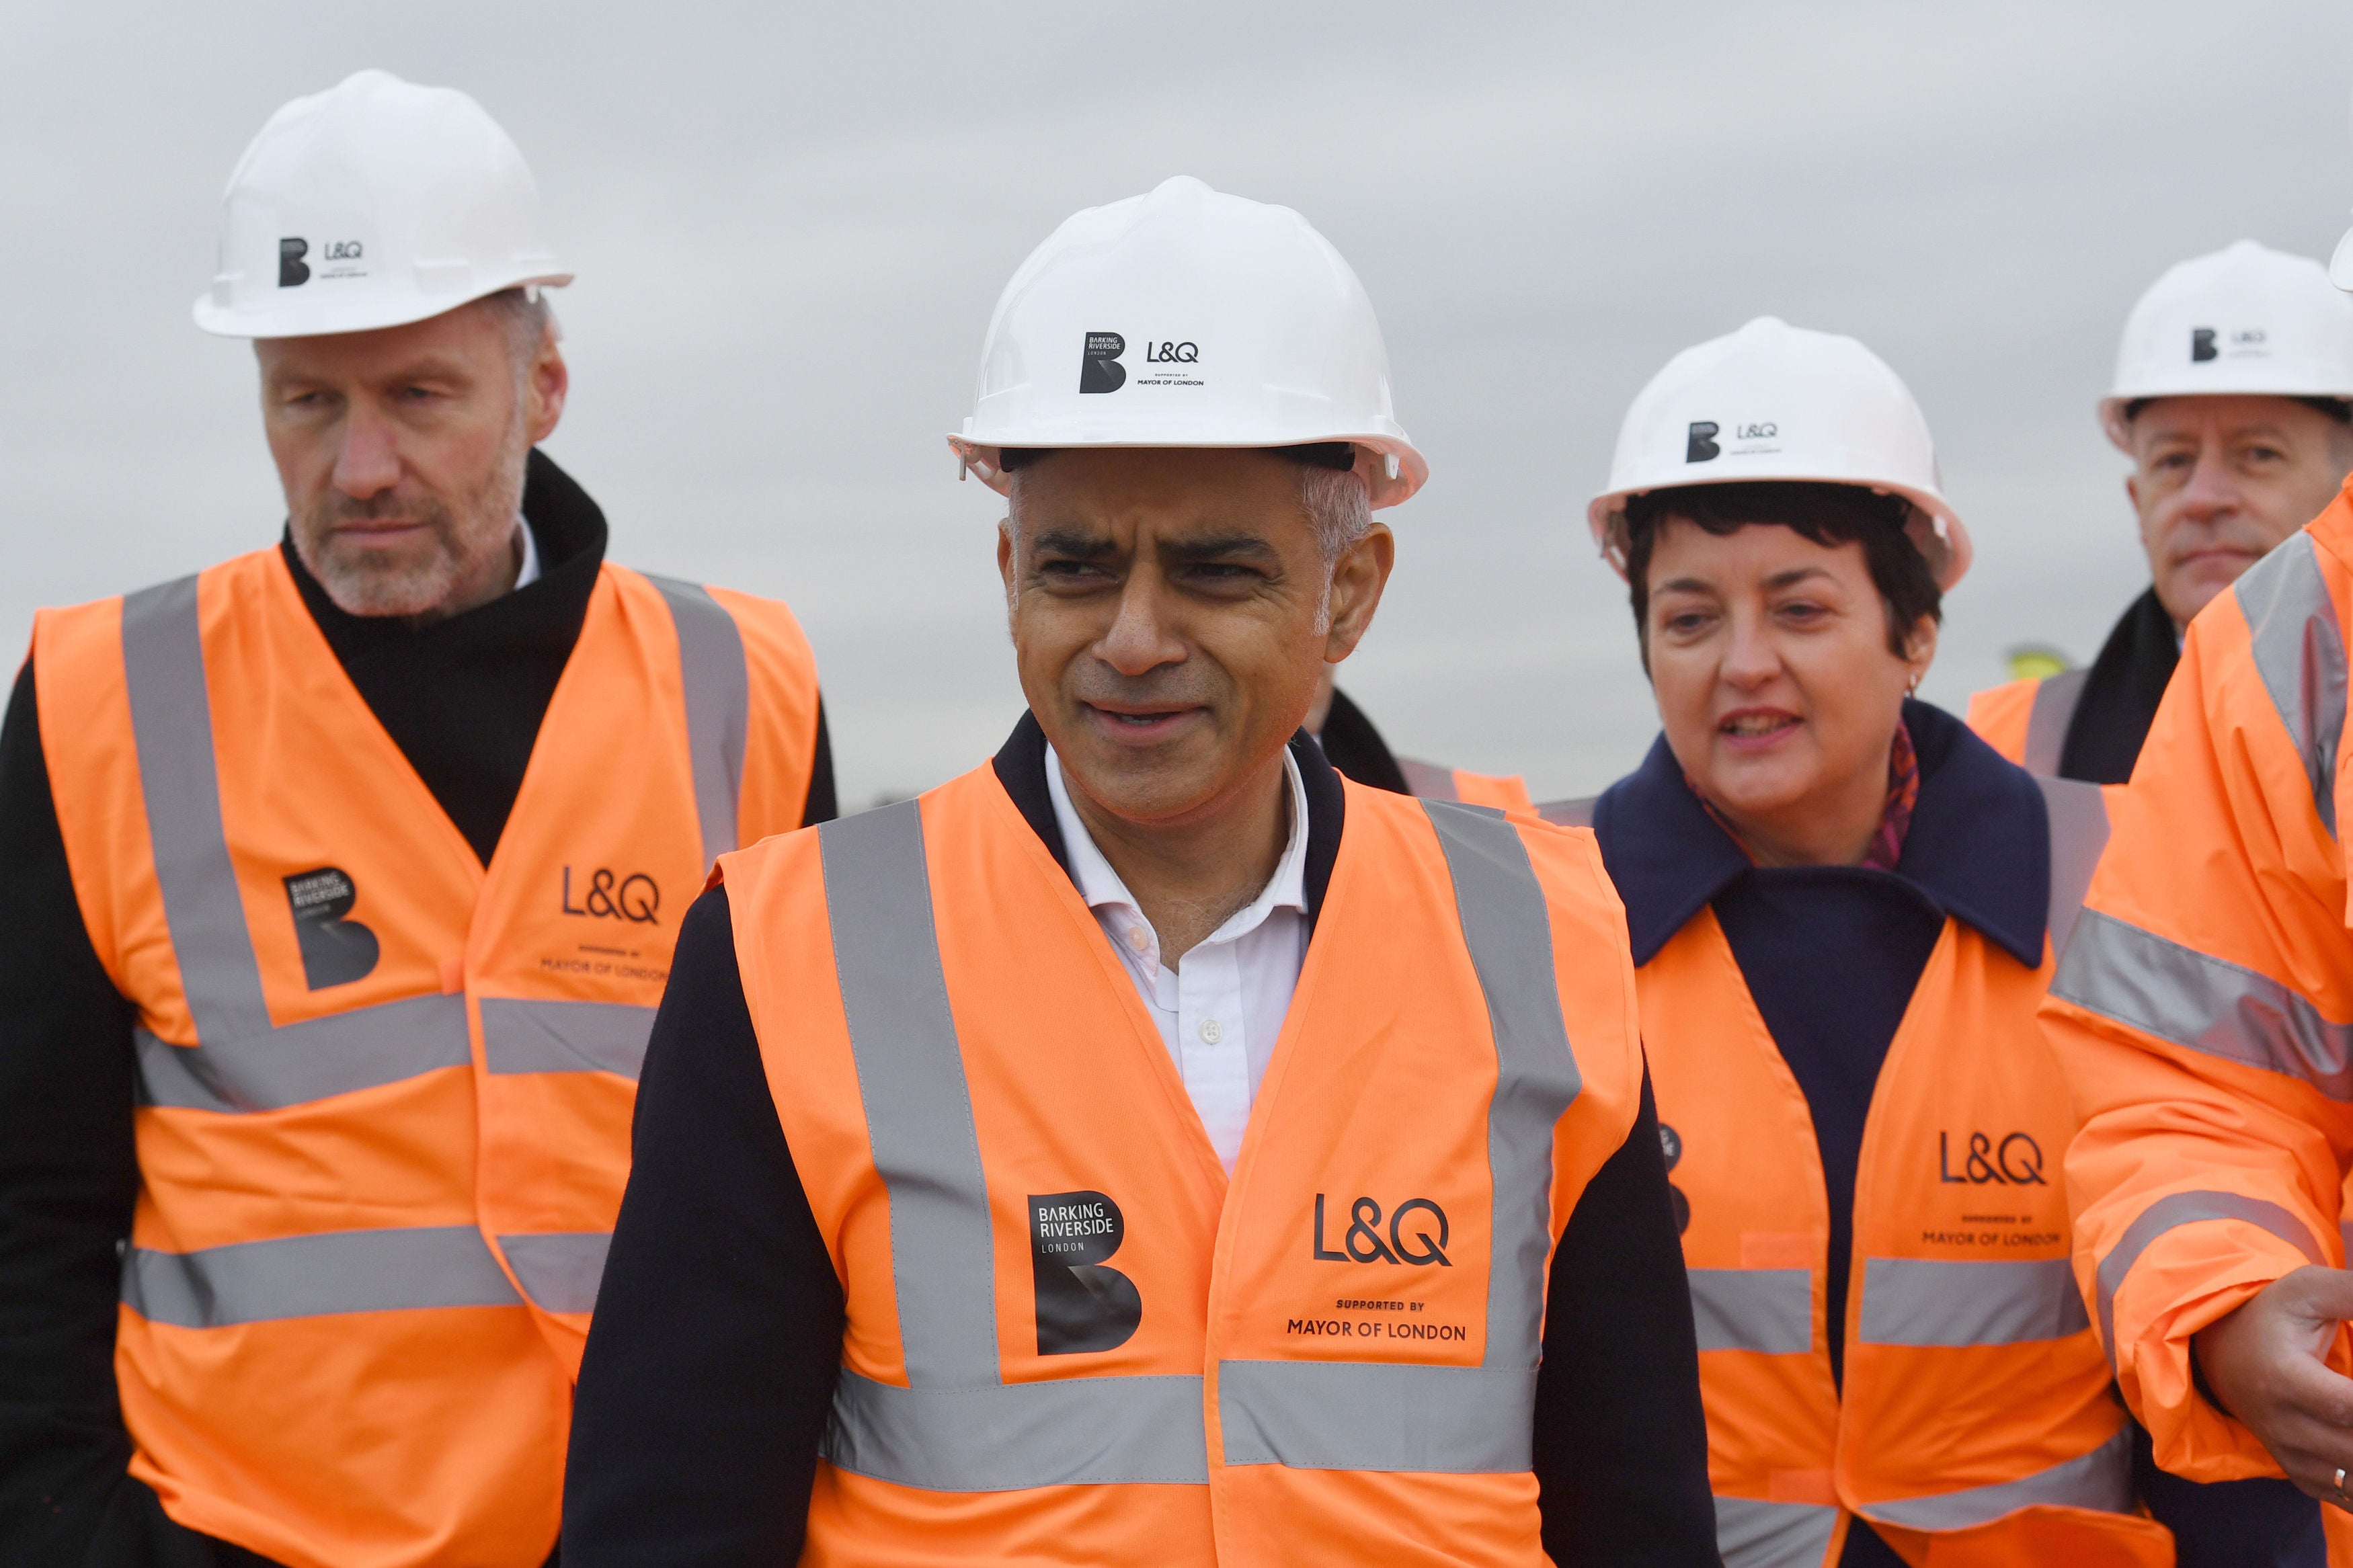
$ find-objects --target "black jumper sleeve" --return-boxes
[0,661,153,1565]
[563,885,842,1567]
[1535,1068,1722,1566]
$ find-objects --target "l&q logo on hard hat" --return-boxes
[1311,1193,1451,1265]
[1685,417,1784,464]
[276,235,370,290]
[2190,326,2269,363]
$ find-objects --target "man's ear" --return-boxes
[524,339,569,444]
[1321,522,1394,661]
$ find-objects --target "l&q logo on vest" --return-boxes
[1311,1193,1451,1266]
[1029,1190,1141,1355]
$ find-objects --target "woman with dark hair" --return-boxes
[1568,319,2173,1567]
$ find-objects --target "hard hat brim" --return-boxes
[2334,224,2353,292]
[192,268,573,339]
[950,434,1428,511]
[1583,474,1971,594]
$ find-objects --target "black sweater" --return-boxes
[0,452,834,1568]
[562,716,1721,1567]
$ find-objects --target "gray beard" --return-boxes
[296,425,530,622]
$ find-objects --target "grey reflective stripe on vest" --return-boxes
[2095,1190,2325,1364]
[121,576,272,1046]
[1859,1423,2133,1531]
[1536,796,1595,829]
[134,993,471,1112]
[1397,757,1460,801]
[645,575,750,868]
[829,1368,1209,1489]
[1714,1495,1839,1568]
[1218,1361,1538,1473]
[479,997,658,1078]
[1215,804,1577,1474]
[2036,775,2109,962]
[815,802,1205,1489]
[1420,799,1584,1372]
[2052,909,2353,1099]
[122,1225,522,1327]
[2238,532,2346,838]
[817,801,1000,1388]
[1688,1268,1812,1354]
[1856,1257,2087,1348]
[497,1231,612,1314]
[2022,667,2089,778]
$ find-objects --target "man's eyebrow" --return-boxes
[1029,529,1117,559]
[1160,532,1280,563]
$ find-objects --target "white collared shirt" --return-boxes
[513,515,541,589]
[1045,744,1310,1172]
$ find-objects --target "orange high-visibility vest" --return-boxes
[719,761,1647,1567]
[33,546,820,1568]
[1966,669,2089,776]
[2046,481,2353,1527]
[1639,776,2171,1567]
[1396,755,1537,816]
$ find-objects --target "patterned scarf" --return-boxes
[1691,718,1919,872]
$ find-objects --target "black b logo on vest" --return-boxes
[1029,1190,1142,1354]
[1659,1123,1691,1235]
[278,238,311,288]
[1685,421,1721,462]
[1078,331,1127,395]
[282,866,378,989]
[2192,327,2217,362]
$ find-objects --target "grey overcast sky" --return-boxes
[5,2,2351,804]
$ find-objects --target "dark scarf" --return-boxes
[2056,587,2178,784]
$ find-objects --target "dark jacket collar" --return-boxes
[1315,687,1412,794]
[2057,585,2178,784]
[990,710,1345,925]
[1592,698,2048,968]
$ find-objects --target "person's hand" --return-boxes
[2194,1266,2353,1506]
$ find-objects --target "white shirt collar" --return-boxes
[1044,741,1310,944]
[512,515,542,590]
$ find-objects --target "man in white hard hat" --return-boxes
[1968,241,2353,782]
[0,71,833,1568]
[563,175,1718,1567]
[2042,187,2353,1561]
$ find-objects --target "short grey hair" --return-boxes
[1299,462,1372,563]
[473,286,557,372]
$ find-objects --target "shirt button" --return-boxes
[1199,1018,1224,1044]
[1126,927,1149,952]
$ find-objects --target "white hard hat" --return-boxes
[2328,81,2353,294]
[2100,240,2353,448]
[949,175,1427,509]
[1586,317,1970,591]
[194,70,570,339]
